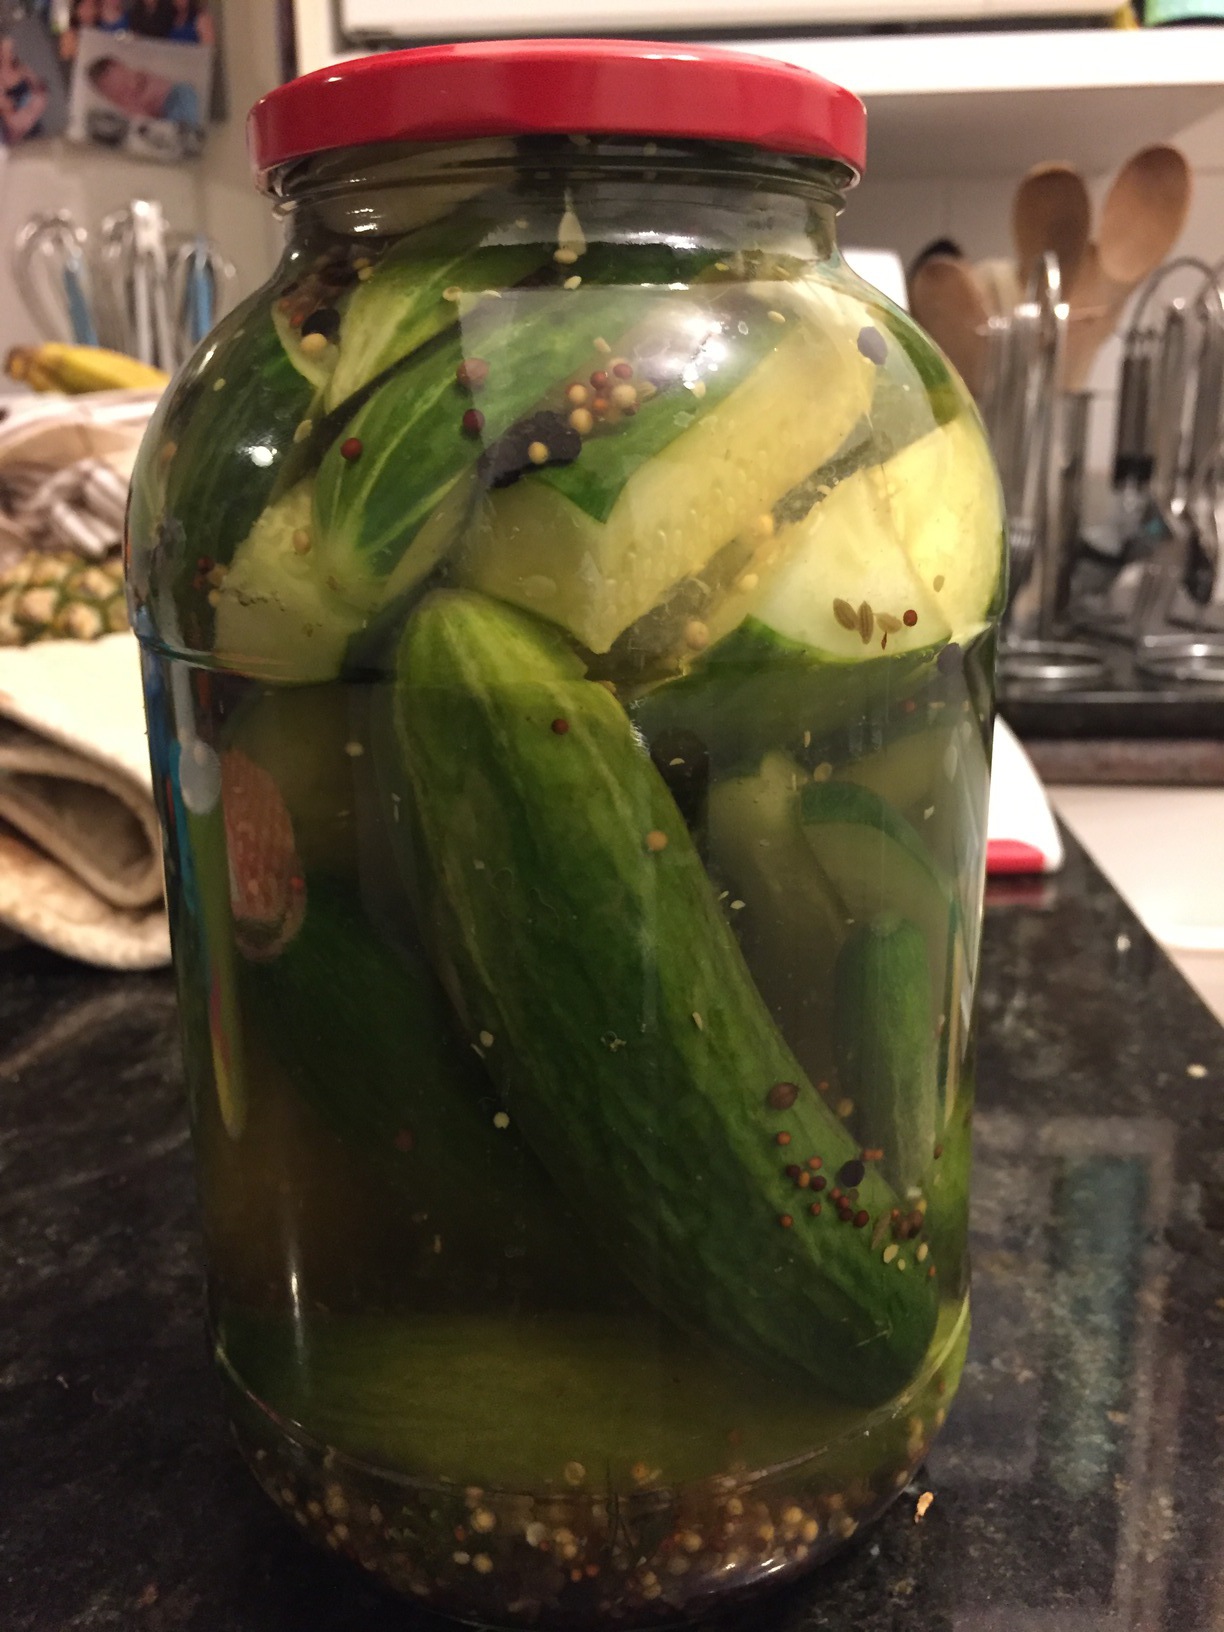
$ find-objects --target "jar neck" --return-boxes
[268,137,850,266]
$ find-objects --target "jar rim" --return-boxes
[248,38,866,187]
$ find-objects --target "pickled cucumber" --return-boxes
[326,215,546,406]
[459,315,876,653]
[392,589,939,1405]
[629,417,1002,770]
[800,779,954,1019]
[707,751,846,1085]
[834,916,939,1198]
[315,246,724,613]
[878,415,1006,633]
[128,294,316,653]
[220,1300,968,1494]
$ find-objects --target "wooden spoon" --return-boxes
[1097,143,1192,286]
[1062,146,1192,389]
[908,254,991,397]
[1012,162,1091,292]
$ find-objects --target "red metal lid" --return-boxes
[249,39,866,183]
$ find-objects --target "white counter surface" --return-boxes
[1050,784,1224,1023]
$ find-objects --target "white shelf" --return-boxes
[336,0,1117,36]
[291,9,1224,180]
[737,29,1224,178]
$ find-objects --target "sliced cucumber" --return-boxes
[835,720,955,818]
[707,751,847,1084]
[633,620,943,778]
[799,779,954,1022]
[315,254,717,624]
[458,317,876,654]
[870,296,964,429]
[325,219,545,408]
[213,482,365,682]
[272,304,332,391]
[127,293,318,657]
[631,417,999,771]
[705,457,952,658]
[878,414,1005,635]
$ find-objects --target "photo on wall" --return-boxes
[66,21,210,160]
[56,0,128,72]
[56,0,214,72]
[129,0,215,43]
[0,12,68,145]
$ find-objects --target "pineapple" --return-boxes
[0,551,128,646]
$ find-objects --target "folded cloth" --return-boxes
[22,458,130,559]
[0,390,161,567]
[0,632,169,968]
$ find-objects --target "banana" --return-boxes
[6,344,168,395]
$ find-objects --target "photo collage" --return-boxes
[0,0,214,161]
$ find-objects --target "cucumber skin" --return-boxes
[834,916,939,1198]
[925,1085,972,1291]
[392,590,938,1406]
[238,878,483,1172]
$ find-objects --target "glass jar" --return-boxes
[128,39,1001,1628]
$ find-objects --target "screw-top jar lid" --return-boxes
[249,38,866,185]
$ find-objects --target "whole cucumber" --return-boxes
[220,1300,968,1495]
[391,590,939,1406]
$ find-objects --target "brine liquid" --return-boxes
[145,638,984,1629]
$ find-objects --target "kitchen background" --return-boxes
[2,0,1224,1006]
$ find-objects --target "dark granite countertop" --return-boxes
[4,830,1224,1632]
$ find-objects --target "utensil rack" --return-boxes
[987,254,1224,692]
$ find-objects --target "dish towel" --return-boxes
[0,632,169,968]
[0,389,161,566]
